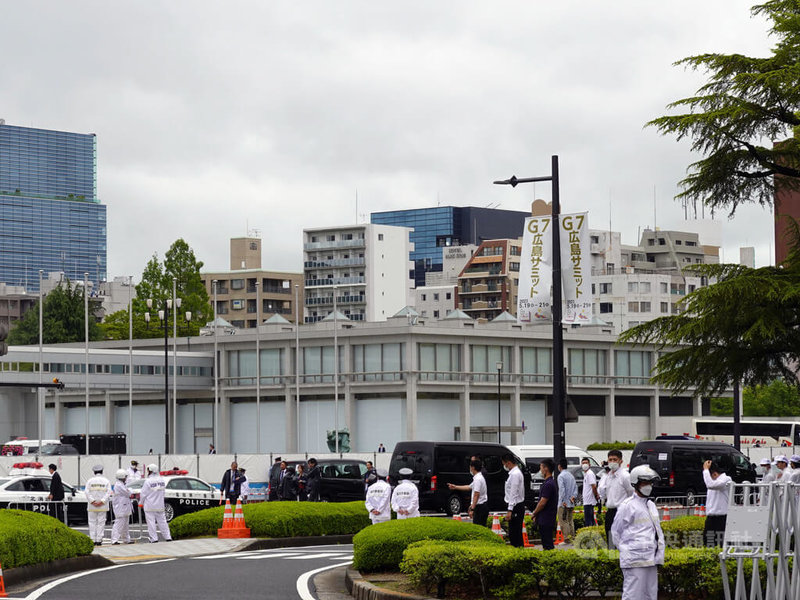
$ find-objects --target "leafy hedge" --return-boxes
[586,441,636,450]
[352,517,502,572]
[574,516,708,550]
[169,500,370,539]
[0,509,93,569]
[399,541,743,599]
[489,509,602,541]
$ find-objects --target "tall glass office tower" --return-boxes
[0,122,107,292]
[372,206,530,287]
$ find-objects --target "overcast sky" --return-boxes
[0,1,780,279]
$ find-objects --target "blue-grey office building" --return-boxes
[371,206,530,286]
[0,122,106,292]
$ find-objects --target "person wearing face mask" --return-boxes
[611,465,664,600]
[581,458,600,526]
[598,449,634,548]
[702,460,732,547]
[759,458,775,506]
[774,455,792,480]
[502,454,525,548]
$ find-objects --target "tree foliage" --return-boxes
[101,239,211,340]
[9,281,103,345]
[711,380,800,415]
[618,240,800,397]
[648,0,800,215]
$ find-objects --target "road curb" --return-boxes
[5,554,113,587]
[345,568,431,600]
[241,534,355,550]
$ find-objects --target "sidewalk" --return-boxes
[92,537,254,563]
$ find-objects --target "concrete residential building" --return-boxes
[455,239,522,321]
[201,237,304,328]
[413,244,476,318]
[0,121,107,292]
[303,224,414,323]
[0,315,708,454]
[371,206,529,287]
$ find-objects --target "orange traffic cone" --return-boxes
[0,561,7,598]
[700,505,706,518]
[521,523,532,548]
[554,523,564,545]
[217,498,233,537]
[220,498,251,539]
[452,514,462,521]
[491,514,504,536]
[662,506,671,522]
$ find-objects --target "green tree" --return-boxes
[9,281,103,345]
[101,239,211,340]
[709,380,800,415]
[648,0,800,216]
[618,242,800,397]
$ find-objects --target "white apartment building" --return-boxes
[303,224,414,323]
[590,228,718,333]
[413,244,477,318]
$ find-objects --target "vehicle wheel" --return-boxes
[320,496,331,503]
[164,502,175,522]
[685,489,697,507]
[446,494,463,516]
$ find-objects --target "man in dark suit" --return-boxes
[219,461,245,504]
[48,463,65,522]
[268,457,282,501]
[306,458,321,502]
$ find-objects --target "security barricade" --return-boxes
[720,481,800,600]
[6,500,72,525]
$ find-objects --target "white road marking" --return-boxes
[192,551,261,560]
[296,560,353,600]
[237,552,302,560]
[285,553,350,560]
[19,558,176,600]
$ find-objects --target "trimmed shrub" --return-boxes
[352,517,502,572]
[661,515,706,548]
[169,500,370,539]
[0,509,93,569]
[401,540,539,599]
[573,525,606,549]
[587,441,636,450]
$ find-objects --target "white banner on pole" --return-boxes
[517,216,553,323]
[560,212,592,324]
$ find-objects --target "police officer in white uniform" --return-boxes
[611,465,665,600]
[127,460,143,482]
[111,469,135,545]
[391,468,420,519]
[759,458,775,506]
[139,464,172,543]
[365,469,392,524]
[85,464,111,545]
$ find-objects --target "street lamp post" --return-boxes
[496,361,503,444]
[255,280,261,454]
[494,155,566,464]
[212,280,218,450]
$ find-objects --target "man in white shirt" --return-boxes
[391,468,420,519]
[702,460,732,547]
[139,464,172,543]
[239,468,250,504]
[448,459,489,527]
[598,449,634,549]
[365,469,392,524]
[502,453,525,548]
[774,455,792,480]
[581,458,600,526]
[759,458,775,506]
[85,464,111,545]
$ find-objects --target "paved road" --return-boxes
[8,544,353,600]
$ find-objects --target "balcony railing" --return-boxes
[305,276,366,287]
[304,258,365,269]
[303,239,366,251]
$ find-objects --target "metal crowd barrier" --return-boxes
[6,500,71,525]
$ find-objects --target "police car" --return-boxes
[126,469,217,522]
[0,462,88,524]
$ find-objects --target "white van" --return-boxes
[507,445,602,495]
[1,439,60,456]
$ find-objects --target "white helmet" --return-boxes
[116,469,128,480]
[148,463,159,474]
[629,464,660,485]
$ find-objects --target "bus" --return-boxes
[692,419,800,447]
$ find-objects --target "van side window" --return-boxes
[436,449,469,473]
[483,455,502,474]
[673,449,699,471]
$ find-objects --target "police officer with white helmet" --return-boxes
[391,468,420,519]
[110,469,135,545]
[85,464,111,545]
[611,464,665,600]
[138,464,172,543]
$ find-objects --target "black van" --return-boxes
[287,458,368,502]
[388,441,535,515]
[629,439,757,504]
